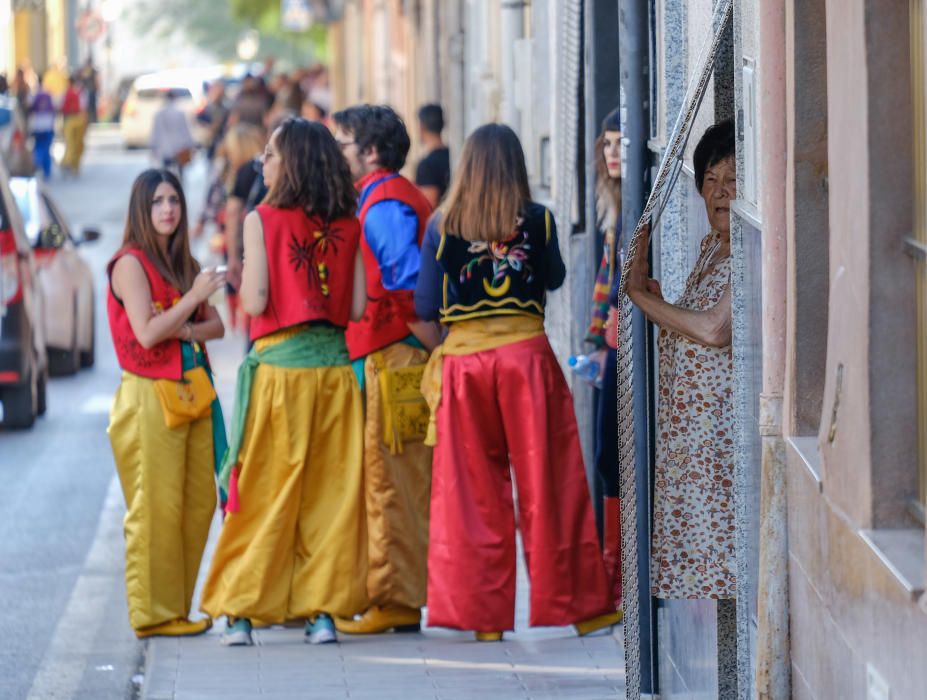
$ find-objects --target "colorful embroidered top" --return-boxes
[415,202,566,323]
[345,169,433,360]
[106,245,189,380]
[249,205,361,341]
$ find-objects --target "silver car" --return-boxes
[10,177,99,375]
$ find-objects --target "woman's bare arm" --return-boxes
[187,302,225,343]
[112,256,224,349]
[239,211,269,316]
[625,226,732,348]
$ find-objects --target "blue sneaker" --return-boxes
[305,613,337,644]
[221,617,253,646]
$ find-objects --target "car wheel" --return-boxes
[36,363,47,416]
[80,301,95,368]
[1,365,36,429]
[49,298,80,376]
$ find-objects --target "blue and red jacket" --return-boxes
[345,169,433,360]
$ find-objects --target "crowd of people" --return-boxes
[105,67,736,644]
[0,59,99,177]
[105,99,626,645]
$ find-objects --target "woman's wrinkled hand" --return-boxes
[624,224,651,300]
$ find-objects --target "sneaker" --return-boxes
[221,617,253,646]
[305,614,337,645]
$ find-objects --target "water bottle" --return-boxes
[568,354,602,389]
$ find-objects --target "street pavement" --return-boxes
[1,126,625,700]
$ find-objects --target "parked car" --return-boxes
[0,159,47,428]
[120,69,212,149]
[9,176,99,375]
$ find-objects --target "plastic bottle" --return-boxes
[568,354,602,389]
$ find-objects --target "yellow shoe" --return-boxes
[136,617,213,639]
[474,631,503,642]
[574,610,623,636]
[333,605,421,634]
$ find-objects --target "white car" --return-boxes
[10,177,98,375]
[119,70,208,149]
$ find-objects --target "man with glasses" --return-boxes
[332,104,438,635]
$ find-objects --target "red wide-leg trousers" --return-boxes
[426,334,614,632]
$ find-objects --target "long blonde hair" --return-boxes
[440,123,531,241]
[221,123,266,188]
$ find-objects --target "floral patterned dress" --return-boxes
[650,230,735,600]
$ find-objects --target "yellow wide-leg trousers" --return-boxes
[362,342,433,610]
[61,114,86,171]
[108,372,217,631]
[200,364,368,622]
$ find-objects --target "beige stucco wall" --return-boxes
[787,1,927,697]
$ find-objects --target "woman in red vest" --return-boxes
[416,124,620,640]
[107,169,227,638]
[200,118,368,647]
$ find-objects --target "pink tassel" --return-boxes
[225,467,241,513]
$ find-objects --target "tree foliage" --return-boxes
[130,0,328,66]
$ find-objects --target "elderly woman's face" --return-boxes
[701,156,736,234]
[603,130,622,179]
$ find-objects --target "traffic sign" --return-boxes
[76,10,106,43]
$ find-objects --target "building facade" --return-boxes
[324,1,927,697]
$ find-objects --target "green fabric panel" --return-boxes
[218,325,350,496]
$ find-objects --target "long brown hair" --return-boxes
[440,123,531,241]
[594,130,622,230]
[263,117,356,220]
[121,169,199,292]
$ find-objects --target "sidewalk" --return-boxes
[140,328,625,700]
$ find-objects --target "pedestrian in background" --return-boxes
[414,103,450,208]
[107,169,227,638]
[415,123,620,641]
[332,104,437,636]
[60,74,87,175]
[585,107,623,613]
[78,57,99,123]
[201,118,368,647]
[194,123,266,331]
[29,73,55,179]
[151,90,195,177]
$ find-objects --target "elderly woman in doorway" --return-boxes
[624,118,736,603]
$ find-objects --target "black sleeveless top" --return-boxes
[414,202,566,323]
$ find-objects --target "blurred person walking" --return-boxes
[195,123,267,330]
[415,124,620,641]
[78,58,99,123]
[151,91,195,177]
[414,104,450,208]
[60,74,87,175]
[107,169,227,638]
[196,80,230,165]
[331,104,437,636]
[29,74,56,179]
[201,118,368,647]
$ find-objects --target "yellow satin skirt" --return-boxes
[200,363,368,622]
[362,342,433,609]
[108,372,217,631]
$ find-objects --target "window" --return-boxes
[910,0,927,511]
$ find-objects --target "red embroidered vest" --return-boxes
[249,206,361,341]
[107,246,184,380]
[345,171,432,360]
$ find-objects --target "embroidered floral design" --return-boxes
[288,227,343,297]
[459,228,534,289]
